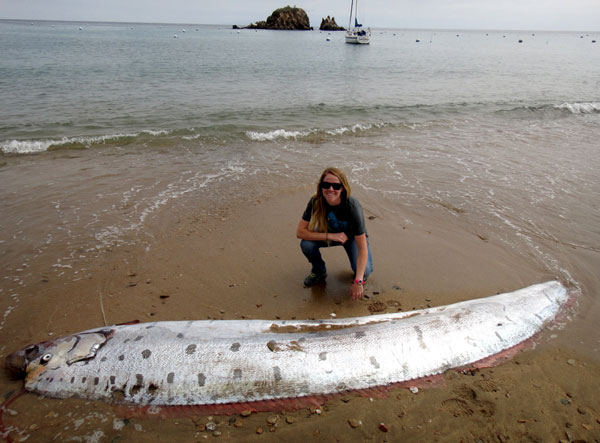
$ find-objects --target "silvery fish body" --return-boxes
[7,281,567,406]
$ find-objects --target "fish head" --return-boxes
[5,330,112,382]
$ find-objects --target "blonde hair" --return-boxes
[308,167,351,233]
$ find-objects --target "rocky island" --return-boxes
[242,6,313,30]
[319,16,345,31]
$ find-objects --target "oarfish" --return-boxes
[5,281,568,406]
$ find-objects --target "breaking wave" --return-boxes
[245,123,385,142]
[0,130,169,155]
[554,102,600,114]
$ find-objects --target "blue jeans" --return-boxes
[300,236,373,278]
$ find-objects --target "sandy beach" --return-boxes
[2,185,599,442]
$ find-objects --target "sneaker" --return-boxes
[303,272,327,287]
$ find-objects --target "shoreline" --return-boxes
[2,186,598,441]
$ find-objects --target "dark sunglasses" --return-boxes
[320,181,343,191]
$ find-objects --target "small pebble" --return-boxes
[206,422,217,431]
[582,423,592,430]
[560,398,571,405]
[212,431,222,437]
[348,419,361,428]
[379,423,389,432]
[266,415,279,425]
[286,417,295,424]
[409,387,419,394]
[233,421,243,428]
[577,407,587,415]
[256,427,263,434]
[567,359,576,366]
[241,410,252,417]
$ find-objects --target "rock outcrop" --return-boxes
[243,6,313,30]
[319,16,345,31]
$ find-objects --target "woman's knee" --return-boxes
[300,239,319,255]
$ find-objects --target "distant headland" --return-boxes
[232,5,345,31]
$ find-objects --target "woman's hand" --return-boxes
[351,281,364,300]
[328,232,348,244]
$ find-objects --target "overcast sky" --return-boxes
[2,0,599,31]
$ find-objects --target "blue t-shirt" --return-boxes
[302,196,367,238]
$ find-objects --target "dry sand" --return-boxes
[1,187,599,442]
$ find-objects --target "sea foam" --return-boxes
[555,102,600,114]
[245,129,314,141]
[0,131,168,155]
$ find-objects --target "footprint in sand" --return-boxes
[441,384,496,418]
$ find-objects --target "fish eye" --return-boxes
[40,353,53,364]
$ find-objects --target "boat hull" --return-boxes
[345,30,370,44]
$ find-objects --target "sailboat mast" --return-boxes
[348,0,354,29]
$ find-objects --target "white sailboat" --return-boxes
[345,0,371,44]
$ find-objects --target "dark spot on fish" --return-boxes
[267,340,279,352]
[118,355,124,361]
[273,366,282,381]
[370,356,380,369]
[336,382,348,391]
[148,383,159,394]
[177,333,184,338]
[110,376,116,384]
[167,372,175,383]
[111,389,126,402]
[298,337,306,343]
[197,373,206,386]
[124,339,130,344]
[70,377,75,384]
[101,357,107,362]
[230,342,241,352]
[134,336,144,341]
[60,378,64,382]
[94,377,99,385]
[234,369,242,380]
[145,325,154,329]
[186,344,197,354]
[355,331,366,339]
[415,325,426,349]
[210,393,221,401]
[319,352,328,361]
[82,377,86,383]
[142,349,151,359]
[130,374,144,396]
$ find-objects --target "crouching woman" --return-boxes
[296,167,373,300]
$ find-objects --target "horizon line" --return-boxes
[1,18,598,34]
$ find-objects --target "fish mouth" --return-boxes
[4,345,38,379]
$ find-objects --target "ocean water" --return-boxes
[1,20,599,354]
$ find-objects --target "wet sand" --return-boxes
[1,187,599,442]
